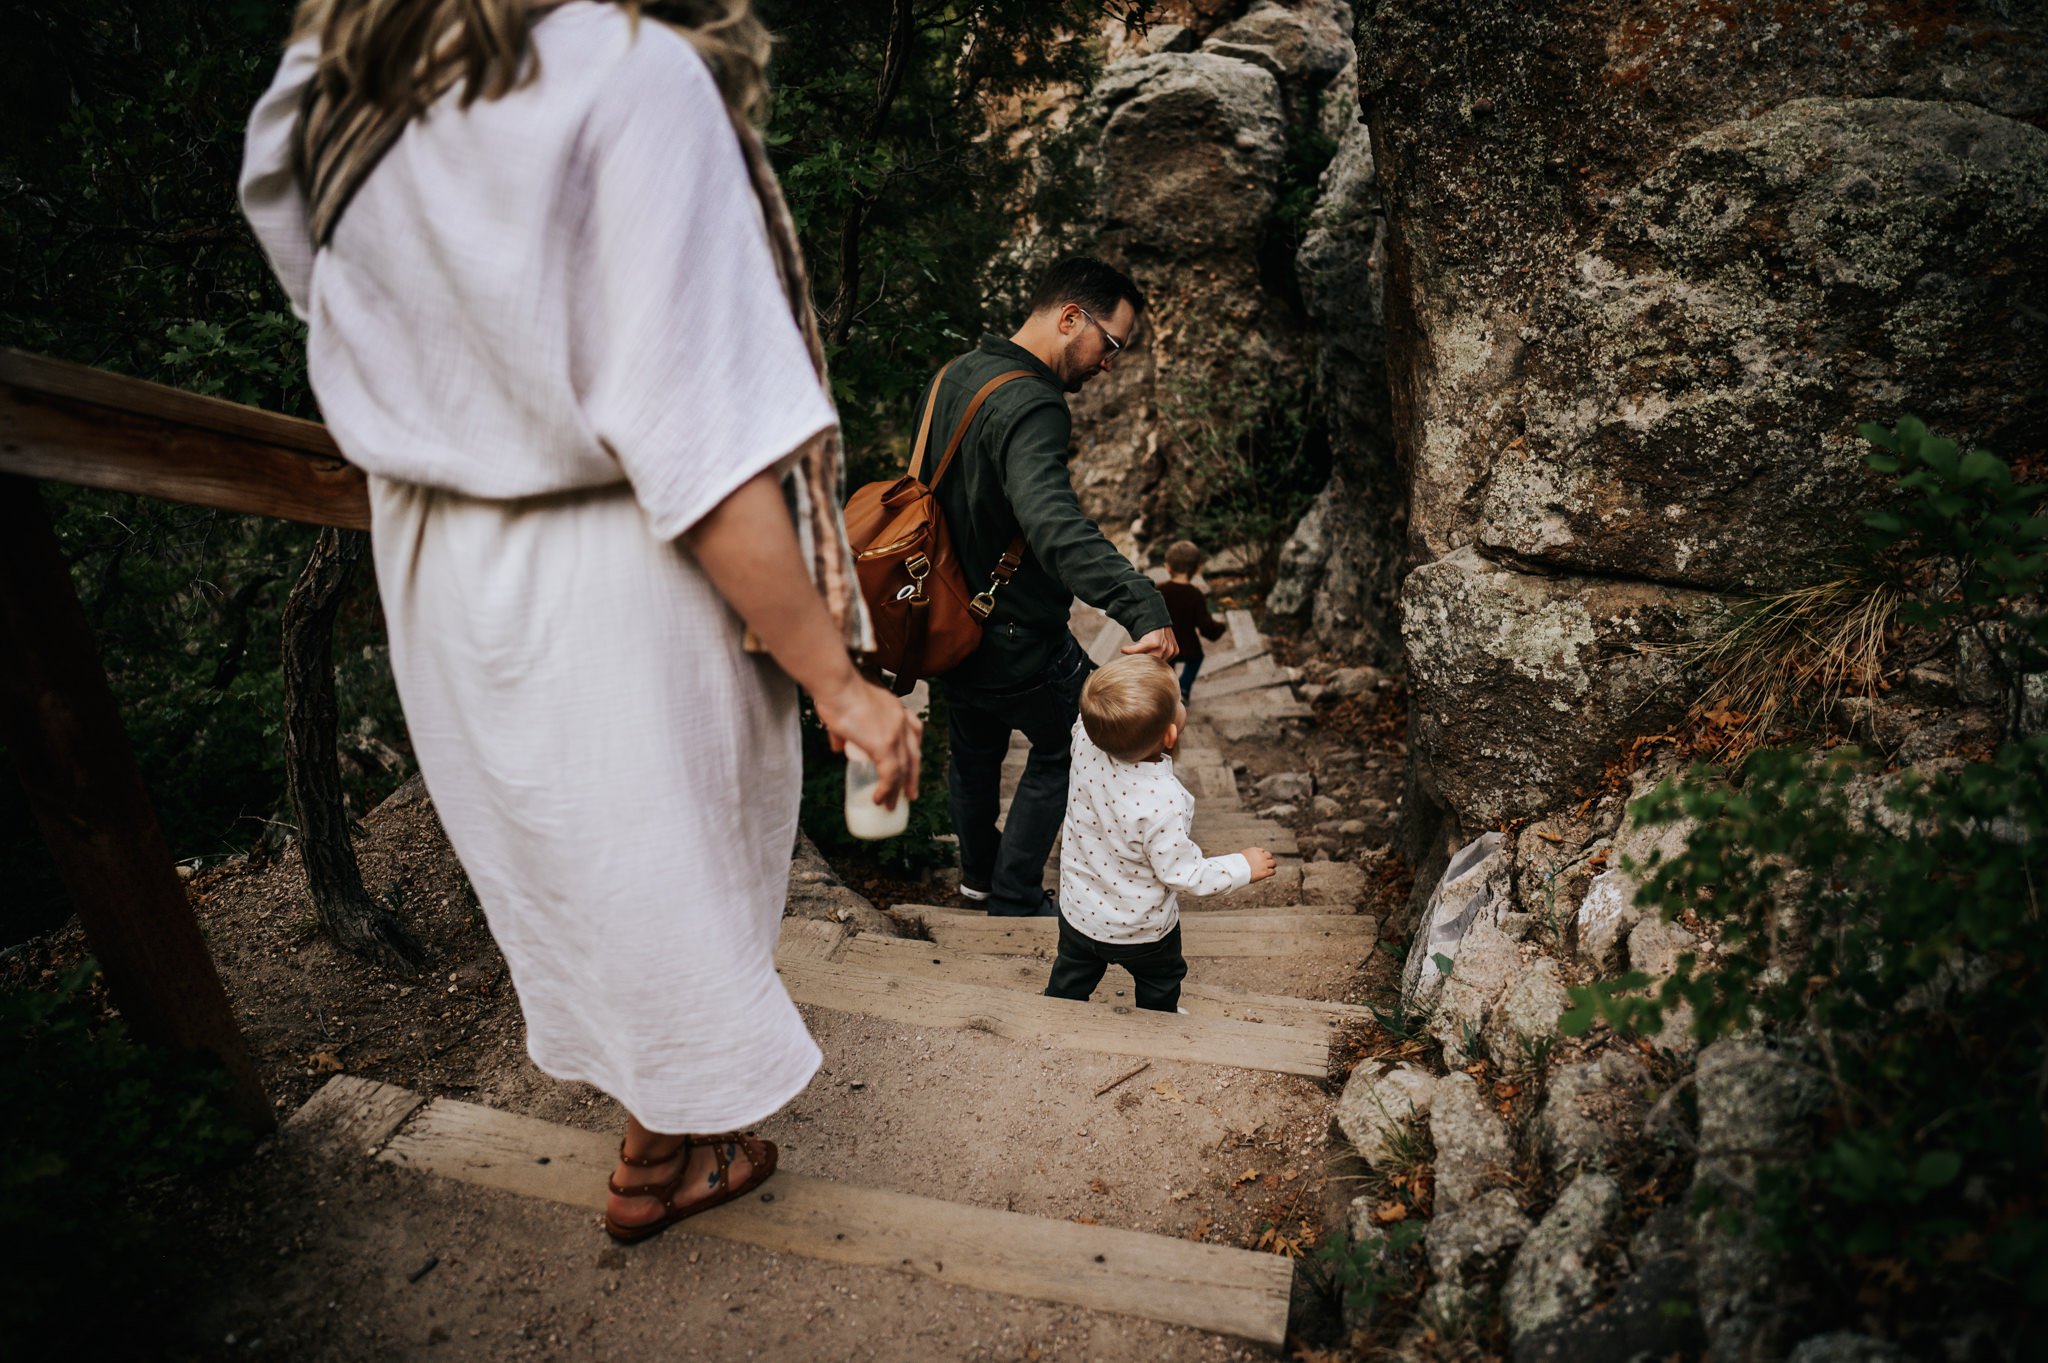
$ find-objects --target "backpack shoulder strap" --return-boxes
[921,369,1038,488]
[904,361,953,483]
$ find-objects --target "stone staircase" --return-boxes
[287,605,1374,1356]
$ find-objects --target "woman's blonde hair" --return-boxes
[290,0,771,125]
[1080,656,1181,763]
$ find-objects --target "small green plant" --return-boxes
[1460,1021,1489,1065]
[1157,324,1328,589]
[1513,1032,1556,1079]
[1563,419,2048,1343]
[1861,416,2048,732]
[1314,1219,1425,1324]
[1366,994,1430,1045]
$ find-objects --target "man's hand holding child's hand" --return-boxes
[1242,847,1277,882]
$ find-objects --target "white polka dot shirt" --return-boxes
[1058,717,1253,945]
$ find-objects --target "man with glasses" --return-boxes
[920,256,1178,918]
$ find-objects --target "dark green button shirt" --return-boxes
[916,334,1171,688]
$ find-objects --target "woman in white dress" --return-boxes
[239,0,919,1242]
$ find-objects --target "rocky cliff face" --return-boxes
[1062,0,1404,647]
[1319,5,2048,1359]
[1356,0,2048,836]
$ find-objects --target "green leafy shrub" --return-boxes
[1861,415,2048,731]
[1158,333,1329,588]
[0,964,256,1353]
[1562,419,2048,1343]
[0,0,406,941]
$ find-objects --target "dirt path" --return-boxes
[144,605,1402,1362]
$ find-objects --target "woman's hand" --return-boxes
[686,470,921,808]
[812,674,922,808]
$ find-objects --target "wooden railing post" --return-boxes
[0,474,272,1131]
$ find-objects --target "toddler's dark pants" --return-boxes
[1043,914,1188,1012]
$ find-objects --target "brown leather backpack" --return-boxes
[844,362,1034,694]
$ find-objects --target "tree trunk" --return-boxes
[820,0,914,347]
[281,527,423,973]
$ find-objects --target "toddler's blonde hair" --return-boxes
[1164,539,1203,575]
[1080,655,1180,761]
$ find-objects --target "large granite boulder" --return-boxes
[1067,3,1400,587]
[1430,1071,1516,1212]
[1484,98,2048,590]
[1501,1172,1624,1340]
[1400,547,1718,827]
[1093,53,1286,255]
[1400,830,1510,1009]
[1692,1041,1831,1363]
[1068,49,1291,531]
[1333,1060,1438,1166]
[1202,0,1354,91]
[1358,0,2048,846]
[1271,109,1405,660]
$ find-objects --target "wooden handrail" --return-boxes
[0,348,369,530]
[0,348,382,1133]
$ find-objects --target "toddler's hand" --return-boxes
[1242,847,1277,882]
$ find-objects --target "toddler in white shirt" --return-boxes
[1044,655,1277,1012]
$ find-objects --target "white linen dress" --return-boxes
[239,2,835,1133]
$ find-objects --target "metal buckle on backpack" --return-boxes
[968,591,997,619]
[901,553,931,604]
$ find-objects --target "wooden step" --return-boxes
[1197,646,1269,676]
[775,957,1328,1078]
[1085,617,1133,666]
[1191,661,1293,702]
[1201,685,1312,720]
[832,932,1378,1028]
[1177,763,1240,804]
[893,905,1376,957]
[330,1080,1292,1346]
[1223,608,1262,657]
[1190,821,1299,856]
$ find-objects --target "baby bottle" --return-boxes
[844,742,910,840]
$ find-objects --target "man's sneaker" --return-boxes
[958,878,990,904]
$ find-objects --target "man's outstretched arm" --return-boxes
[1000,403,1176,656]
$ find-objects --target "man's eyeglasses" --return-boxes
[1075,306,1126,355]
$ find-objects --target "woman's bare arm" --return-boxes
[685,471,920,806]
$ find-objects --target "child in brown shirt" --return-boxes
[1156,539,1227,703]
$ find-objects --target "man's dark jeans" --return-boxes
[1044,915,1187,1013]
[941,633,1093,916]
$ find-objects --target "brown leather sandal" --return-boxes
[602,1132,778,1245]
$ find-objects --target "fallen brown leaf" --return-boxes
[308,1051,344,1074]
[1372,1202,1409,1224]
[1087,1177,1112,1196]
